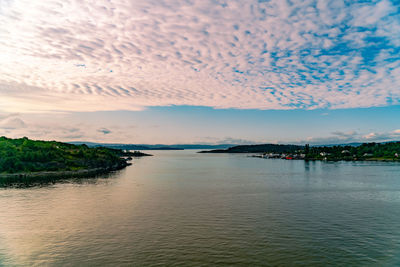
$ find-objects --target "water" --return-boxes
[1,150,400,266]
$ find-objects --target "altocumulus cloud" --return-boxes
[0,0,399,112]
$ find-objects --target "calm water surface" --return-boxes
[1,150,400,266]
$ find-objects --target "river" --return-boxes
[1,150,399,266]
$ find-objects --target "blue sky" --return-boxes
[70,105,400,144]
[1,105,398,145]
[0,0,399,144]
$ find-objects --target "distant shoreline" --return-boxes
[251,154,400,162]
[200,142,400,162]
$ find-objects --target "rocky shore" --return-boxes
[0,162,131,187]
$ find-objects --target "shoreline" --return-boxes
[251,155,400,162]
[0,162,130,187]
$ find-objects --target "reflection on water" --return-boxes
[1,150,400,266]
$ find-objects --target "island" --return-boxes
[200,142,400,161]
[0,136,152,186]
[71,142,184,150]
[199,144,303,154]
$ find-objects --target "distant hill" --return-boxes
[70,142,181,150]
[199,144,303,153]
[170,144,235,150]
[200,141,400,162]
[70,142,235,150]
[313,142,363,147]
[313,141,400,147]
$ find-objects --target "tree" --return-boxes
[304,144,310,158]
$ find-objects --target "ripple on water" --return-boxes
[0,151,400,266]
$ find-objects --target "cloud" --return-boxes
[0,0,400,112]
[297,129,400,145]
[218,137,258,145]
[299,131,359,145]
[0,116,122,142]
[350,0,392,27]
[0,112,20,120]
[97,128,112,135]
[0,114,26,129]
[201,137,258,145]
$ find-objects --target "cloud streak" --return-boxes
[0,115,26,130]
[0,0,399,112]
[97,128,111,135]
[298,129,400,145]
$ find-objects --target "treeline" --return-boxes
[305,142,400,160]
[0,136,131,174]
[199,144,304,153]
[199,141,400,161]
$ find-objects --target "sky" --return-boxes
[0,0,399,145]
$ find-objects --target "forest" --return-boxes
[200,141,400,161]
[0,136,145,174]
[304,142,400,161]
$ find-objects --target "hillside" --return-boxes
[199,144,303,153]
[305,142,400,161]
[199,142,400,161]
[0,136,150,174]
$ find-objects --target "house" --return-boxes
[266,153,281,158]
